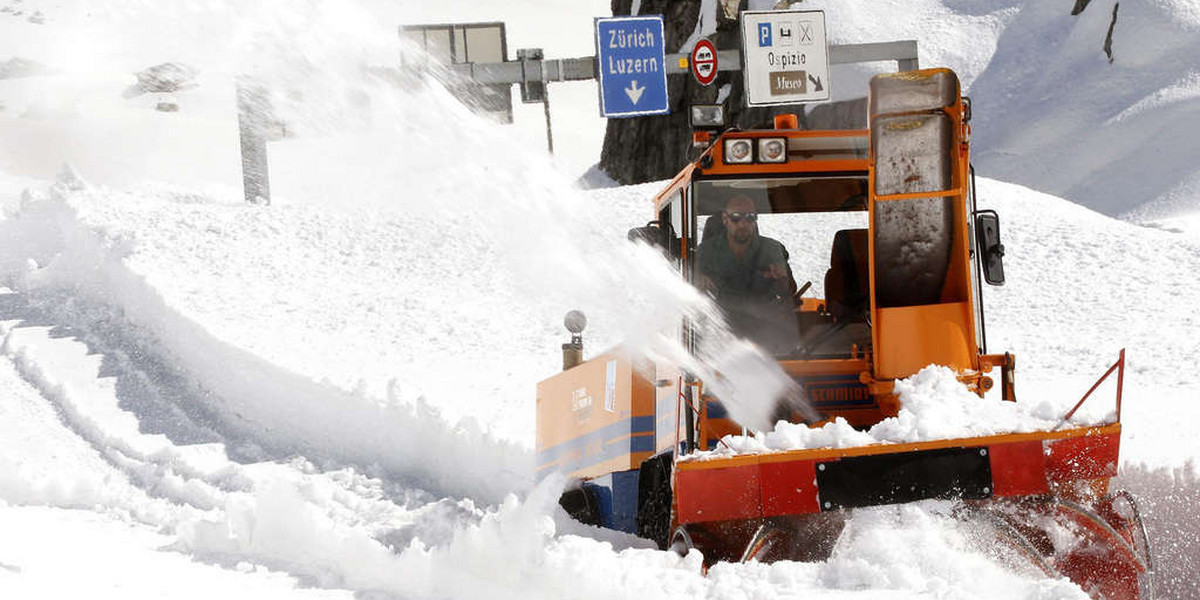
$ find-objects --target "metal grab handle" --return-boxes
[1055,349,1125,429]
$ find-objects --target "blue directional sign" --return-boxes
[594,16,670,118]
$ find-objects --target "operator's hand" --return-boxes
[761,263,795,300]
[696,273,718,295]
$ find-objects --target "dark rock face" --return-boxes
[1074,0,1120,64]
[599,0,702,185]
[599,1,810,185]
[806,97,867,131]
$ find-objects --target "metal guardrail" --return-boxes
[239,35,919,204]
[443,40,919,85]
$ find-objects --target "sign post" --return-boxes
[594,16,670,118]
[740,9,831,106]
[236,78,271,205]
[690,39,718,86]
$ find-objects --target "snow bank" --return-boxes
[816,502,1090,599]
[0,319,222,522]
[701,364,1110,458]
[873,365,1104,440]
[972,178,1200,469]
[174,474,1092,600]
[1,180,534,504]
[0,506,352,600]
[0,339,172,516]
[704,501,1090,600]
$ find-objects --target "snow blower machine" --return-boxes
[536,68,1151,599]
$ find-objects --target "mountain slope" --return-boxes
[971,0,1200,219]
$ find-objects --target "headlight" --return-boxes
[689,104,726,129]
[757,137,787,163]
[723,138,753,164]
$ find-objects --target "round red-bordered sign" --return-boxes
[691,39,718,86]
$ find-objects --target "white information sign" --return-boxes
[739,9,831,106]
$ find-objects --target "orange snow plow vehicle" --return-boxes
[536,68,1151,599]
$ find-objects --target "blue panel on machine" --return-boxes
[585,470,641,533]
[594,16,670,118]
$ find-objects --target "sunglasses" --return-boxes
[726,211,758,223]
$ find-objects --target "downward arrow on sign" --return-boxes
[625,80,645,104]
[808,74,824,93]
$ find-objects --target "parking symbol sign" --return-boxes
[758,22,772,46]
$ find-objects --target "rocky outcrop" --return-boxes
[1104,3,1119,63]
[122,62,198,98]
[1070,0,1120,65]
[0,57,52,79]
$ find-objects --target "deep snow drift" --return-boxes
[1,0,1198,599]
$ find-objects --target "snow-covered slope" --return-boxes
[971,0,1200,220]
[3,153,1198,600]
[2,0,1198,598]
[761,0,1021,96]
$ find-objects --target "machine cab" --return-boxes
[649,68,1007,434]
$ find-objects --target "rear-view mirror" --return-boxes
[975,210,1005,285]
[627,221,679,259]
